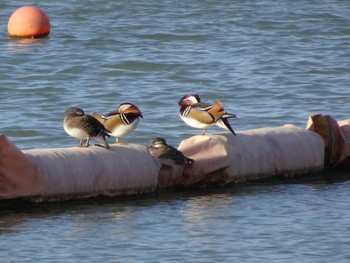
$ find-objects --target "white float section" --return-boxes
[23,144,160,200]
[177,125,325,184]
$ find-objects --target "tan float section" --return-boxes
[159,125,325,187]
[0,138,160,201]
[0,122,332,202]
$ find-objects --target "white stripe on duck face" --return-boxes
[121,113,130,125]
[183,106,192,116]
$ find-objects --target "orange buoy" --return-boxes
[8,6,50,38]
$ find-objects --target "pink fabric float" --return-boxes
[0,135,160,201]
[307,114,350,168]
[0,135,41,198]
[158,125,325,187]
[2,117,347,201]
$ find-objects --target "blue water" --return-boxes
[0,0,350,262]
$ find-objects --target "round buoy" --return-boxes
[8,6,50,38]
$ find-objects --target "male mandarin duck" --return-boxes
[178,94,237,135]
[92,103,143,144]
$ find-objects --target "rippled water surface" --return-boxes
[1,0,350,262]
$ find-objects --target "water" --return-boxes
[0,0,350,262]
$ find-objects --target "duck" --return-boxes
[92,103,143,144]
[178,94,237,135]
[63,107,111,149]
[148,137,193,165]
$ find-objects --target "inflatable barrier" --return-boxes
[158,124,324,188]
[0,115,349,202]
[306,114,350,169]
[0,136,160,201]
